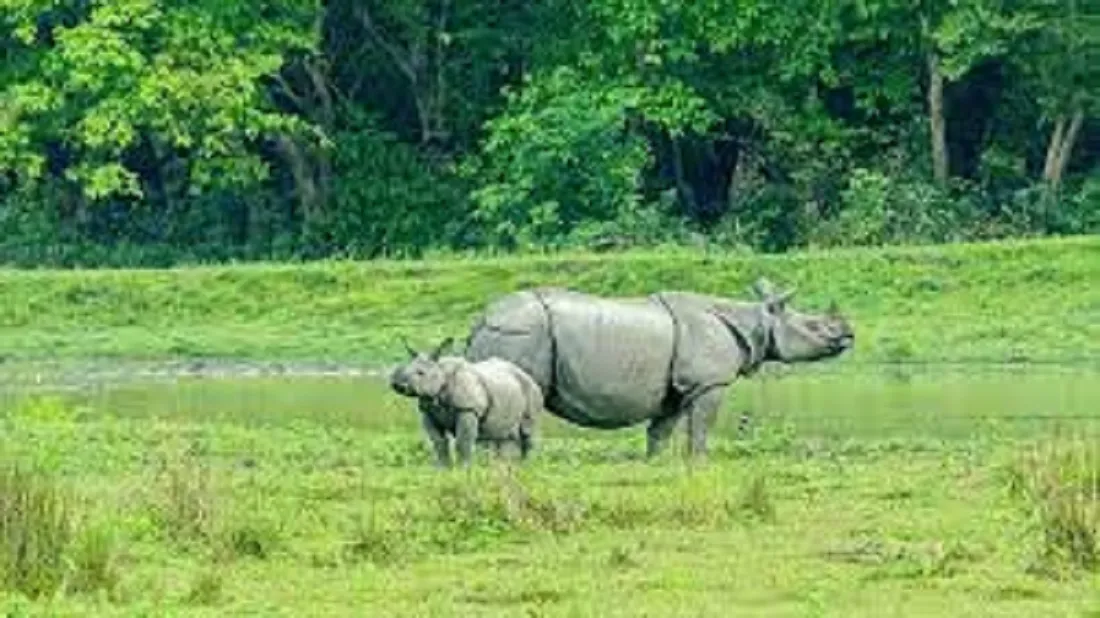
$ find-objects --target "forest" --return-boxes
[1,0,1097,267]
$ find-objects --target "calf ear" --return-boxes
[431,336,455,360]
[400,336,417,359]
[749,277,775,300]
[774,286,797,309]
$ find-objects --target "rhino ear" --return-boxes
[775,286,797,307]
[760,283,795,314]
[827,299,840,316]
[431,336,455,360]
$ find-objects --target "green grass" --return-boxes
[0,235,1096,366]
[1,379,1099,616]
[0,236,1097,615]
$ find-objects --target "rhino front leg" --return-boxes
[454,411,480,467]
[421,414,452,468]
[684,387,724,458]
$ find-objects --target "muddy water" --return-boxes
[1,361,1097,442]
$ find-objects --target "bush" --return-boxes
[0,462,118,599]
[810,169,986,247]
[0,463,72,598]
[1007,440,1100,577]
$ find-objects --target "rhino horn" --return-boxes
[827,299,840,316]
[431,336,455,360]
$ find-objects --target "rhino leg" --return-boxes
[455,411,480,467]
[684,387,724,458]
[646,412,683,458]
[518,428,535,460]
[421,414,453,468]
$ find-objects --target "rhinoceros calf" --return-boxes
[463,277,854,459]
[390,337,542,467]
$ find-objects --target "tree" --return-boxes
[0,0,318,204]
[1016,0,1099,196]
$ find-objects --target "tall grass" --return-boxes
[1007,437,1100,577]
[0,464,71,598]
[0,462,117,599]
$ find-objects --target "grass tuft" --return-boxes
[184,568,224,606]
[146,444,219,548]
[1006,438,1100,577]
[0,463,72,599]
[0,461,119,600]
[732,472,777,523]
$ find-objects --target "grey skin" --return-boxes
[463,277,854,459]
[390,337,542,468]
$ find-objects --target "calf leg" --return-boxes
[683,387,724,459]
[421,414,452,468]
[455,411,480,467]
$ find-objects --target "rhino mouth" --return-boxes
[390,376,416,396]
[831,333,854,352]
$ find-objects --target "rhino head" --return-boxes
[389,336,456,399]
[750,278,854,363]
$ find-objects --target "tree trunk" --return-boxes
[1042,107,1085,195]
[357,5,449,147]
[927,52,949,187]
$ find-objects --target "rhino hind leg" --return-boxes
[645,386,725,459]
[646,413,682,458]
[518,427,535,460]
[645,389,685,458]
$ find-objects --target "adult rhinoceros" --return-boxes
[462,278,854,458]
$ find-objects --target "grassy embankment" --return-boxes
[0,234,1096,367]
[0,235,1098,616]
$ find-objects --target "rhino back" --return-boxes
[544,292,676,428]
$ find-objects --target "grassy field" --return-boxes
[0,234,1096,366]
[0,236,1098,615]
[0,375,1099,616]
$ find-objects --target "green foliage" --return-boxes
[0,0,317,200]
[466,67,713,248]
[319,118,470,259]
[0,0,1097,264]
[812,168,984,246]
